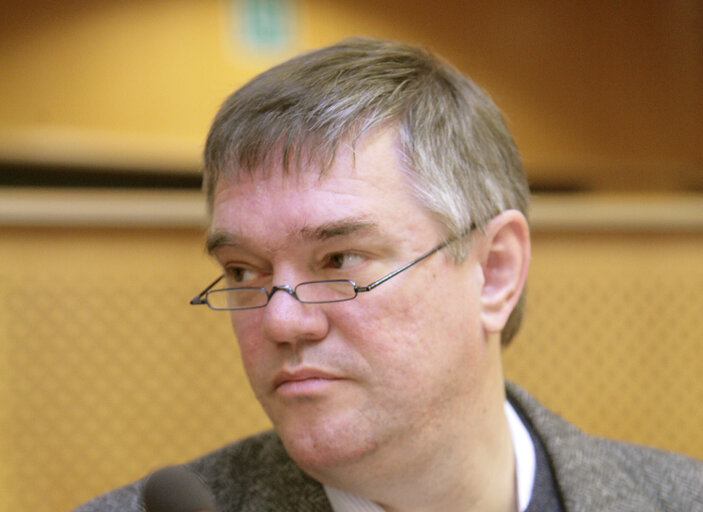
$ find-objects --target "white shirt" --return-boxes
[324,401,536,512]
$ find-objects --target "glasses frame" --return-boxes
[190,227,473,311]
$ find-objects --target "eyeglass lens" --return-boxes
[205,280,358,310]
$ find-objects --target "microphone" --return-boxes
[142,465,216,512]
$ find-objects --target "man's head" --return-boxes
[203,37,529,345]
[201,38,531,501]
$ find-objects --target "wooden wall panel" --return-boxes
[1,0,701,190]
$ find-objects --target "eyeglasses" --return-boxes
[190,231,468,311]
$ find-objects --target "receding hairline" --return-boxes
[206,119,408,215]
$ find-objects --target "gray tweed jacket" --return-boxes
[72,382,703,511]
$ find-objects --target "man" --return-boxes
[74,37,702,512]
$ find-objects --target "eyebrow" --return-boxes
[300,219,380,241]
[206,231,241,254]
[206,218,380,254]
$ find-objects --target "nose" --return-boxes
[261,283,330,346]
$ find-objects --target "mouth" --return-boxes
[273,368,342,396]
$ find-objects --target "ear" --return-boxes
[476,210,530,335]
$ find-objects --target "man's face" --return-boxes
[209,127,494,481]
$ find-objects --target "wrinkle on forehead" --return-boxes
[208,126,419,256]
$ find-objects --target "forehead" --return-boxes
[208,127,436,250]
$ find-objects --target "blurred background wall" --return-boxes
[0,1,701,511]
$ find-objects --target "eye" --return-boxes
[224,266,259,285]
[324,252,365,270]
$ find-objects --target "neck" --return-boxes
[316,351,516,512]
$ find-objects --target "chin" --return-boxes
[275,413,380,476]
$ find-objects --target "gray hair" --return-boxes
[203,37,529,345]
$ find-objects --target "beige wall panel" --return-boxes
[505,231,703,457]
[1,223,702,511]
[0,226,271,511]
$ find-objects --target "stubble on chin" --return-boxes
[274,409,381,481]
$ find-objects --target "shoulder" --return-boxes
[70,431,330,512]
[188,430,329,510]
[70,478,142,512]
[507,382,703,512]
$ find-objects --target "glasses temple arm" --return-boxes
[357,237,455,293]
[190,275,225,305]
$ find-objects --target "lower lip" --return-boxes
[276,377,339,397]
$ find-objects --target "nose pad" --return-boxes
[262,284,329,345]
[268,284,298,303]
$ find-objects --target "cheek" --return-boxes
[229,312,269,382]
[350,272,483,382]
[344,295,440,380]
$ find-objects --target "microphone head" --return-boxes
[142,465,216,512]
